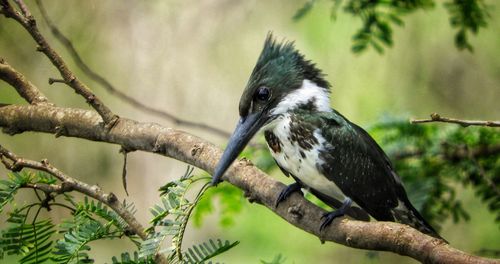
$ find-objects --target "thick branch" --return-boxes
[0,58,51,105]
[0,0,117,125]
[0,104,497,264]
[35,0,229,138]
[411,113,500,127]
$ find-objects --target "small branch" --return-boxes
[48,77,65,85]
[12,0,30,18]
[0,58,51,105]
[411,113,500,127]
[35,0,229,138]
[0,143,170,264]
[120,147,129,196]
[1,104,497,264]
[0,0,117,125]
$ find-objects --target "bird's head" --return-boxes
[211,34,331,185]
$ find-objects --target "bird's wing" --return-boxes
[313,110,407,221]
[273,155,371,221]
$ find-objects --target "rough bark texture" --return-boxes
[0,59,51,105]
[1,104,497,264]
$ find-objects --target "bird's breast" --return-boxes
[264,114,346,201]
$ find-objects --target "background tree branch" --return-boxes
[33,0,230,138]
[0,104,497,264]
[0,0,117,125]
[0,58,51,105]
[411,113,500,127]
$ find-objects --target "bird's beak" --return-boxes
[211,112,266,186]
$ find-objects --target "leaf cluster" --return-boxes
[294,0,490,53]
[369,117,499,228]
[0,168,239,263]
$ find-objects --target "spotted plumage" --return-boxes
[211,34,444,240]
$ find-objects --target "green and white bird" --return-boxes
[211,34,443,239]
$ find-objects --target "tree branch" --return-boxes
[34,0,230,138]
[0,104,497,264]
[411,113,500,127]
[0,143,168,264]
[0,0,117,125]
[0,58,51,105]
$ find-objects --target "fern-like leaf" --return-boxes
[77,197,129,230]
[182,239,239,264]
[52,217,112,264]
[111,251,152,264]
[0,172,32,213]
[0,216,55,264]
[140,167,214,261]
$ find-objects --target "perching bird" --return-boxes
[211,34,443,239]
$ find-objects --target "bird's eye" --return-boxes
[255,86,270,101]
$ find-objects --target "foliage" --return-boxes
[182,239,239,264]
[0,172,32,213]
[52,216,114,263]
[293,0,490,53]
[369,117,499,227]
[0,168,238,263]
[0,210,55,264]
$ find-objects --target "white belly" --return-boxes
[265,114,346,201]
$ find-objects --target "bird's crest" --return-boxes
[252,33,330,90]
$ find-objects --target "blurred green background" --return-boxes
[0,1,499,263]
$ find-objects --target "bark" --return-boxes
[1,104,497,264]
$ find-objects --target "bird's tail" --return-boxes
[391,199,447,242]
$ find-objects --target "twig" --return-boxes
[35,0,230,138]
[12,0,29,17]
[0,0,118,126]
[0,143,169,264]
[48,77,65,85]
[1,104,497,264]
[411,113,500,127]
[120,147,129,196]
[0,59,51,105]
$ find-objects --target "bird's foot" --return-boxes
[320,198,352,232]
[275,182,302,208]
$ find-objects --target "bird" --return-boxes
[211,33,444,239]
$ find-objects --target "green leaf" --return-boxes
[52,217,113,264]
[111,251,152,264]
[182,239,239,264]
[0,172,32,213]
[293,0,317,21]
[0,216,55,264]
[261,253,287,264]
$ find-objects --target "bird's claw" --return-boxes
[320,210,345,231]
[275,182,302,208]
[319,198,352,232]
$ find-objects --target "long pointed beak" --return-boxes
[211,112,266,186]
